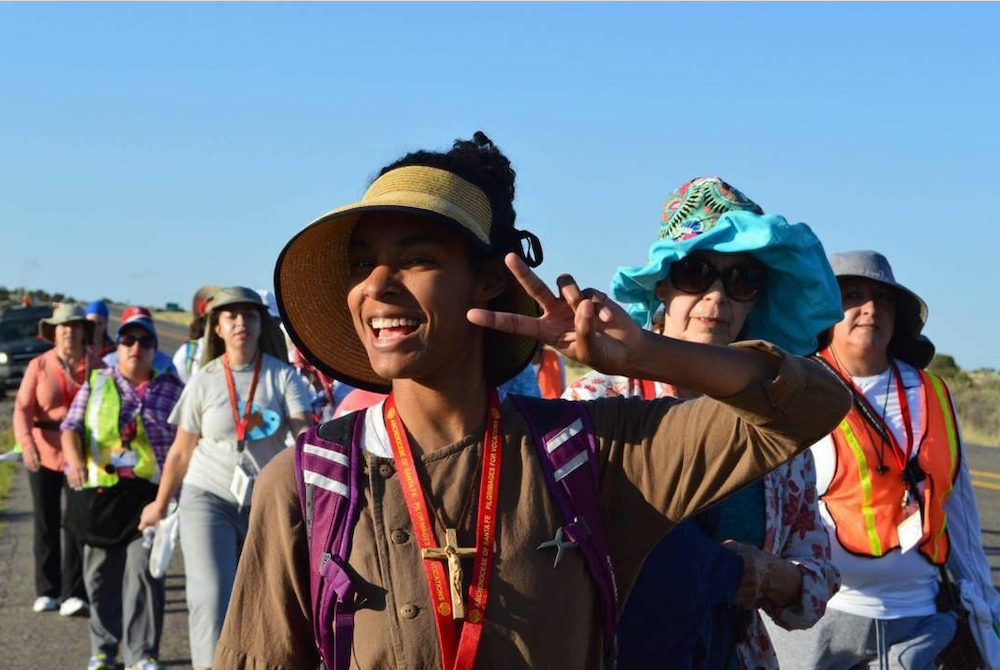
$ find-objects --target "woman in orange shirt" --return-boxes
[13,303,104,615]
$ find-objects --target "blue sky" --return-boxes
[2,3,998,368]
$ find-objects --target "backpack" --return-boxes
[293,396,619,670]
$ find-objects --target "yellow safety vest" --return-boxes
[82,369,159,489]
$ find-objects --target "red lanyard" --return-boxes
[640,379,656,401]
[383,389,504,670]
[889,361,915,471]
[824,349,915,471]
[223,353,262,448]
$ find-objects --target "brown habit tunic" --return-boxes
[215,344,849,669]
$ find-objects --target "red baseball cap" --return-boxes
[117,306,158,346]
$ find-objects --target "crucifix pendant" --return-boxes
[421,528,477,619]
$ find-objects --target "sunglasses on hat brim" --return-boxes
[668,255,767,302]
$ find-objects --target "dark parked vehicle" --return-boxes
[0,305,54,394]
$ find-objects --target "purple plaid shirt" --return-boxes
[61,367,184,469]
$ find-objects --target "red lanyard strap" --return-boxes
[384,389,504,670]
[820,350,915,474]
[640,379,656,401]
[891,361,915,471]
[223,353,263,447]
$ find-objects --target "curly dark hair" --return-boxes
[375,131,540,266]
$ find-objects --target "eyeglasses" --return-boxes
[668,255,767,302]
[118,334,156,349]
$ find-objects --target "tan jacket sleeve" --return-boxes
[590,342,850,586]
[214,448,320,670]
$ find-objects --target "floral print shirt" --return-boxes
[565,370,841,670]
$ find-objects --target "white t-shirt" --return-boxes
[169,353,310,503]
[811,359,939,619]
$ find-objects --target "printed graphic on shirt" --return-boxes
[237,401,281,441]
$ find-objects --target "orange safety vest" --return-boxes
[820,353,961,565]
[536,348,565,400]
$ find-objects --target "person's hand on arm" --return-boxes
[60,430,87,489]
[467,254,780,395]
[722,540,803,609]
[138,427,199,530]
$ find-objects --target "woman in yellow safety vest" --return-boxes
[61,306,184,670]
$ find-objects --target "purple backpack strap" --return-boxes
[294,410,365,670]
[508,395,620,668]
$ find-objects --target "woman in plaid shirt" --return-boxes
[60,306,184,670]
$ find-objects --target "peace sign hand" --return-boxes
[467,254,647,376]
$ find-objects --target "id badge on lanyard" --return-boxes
[223,353,263,510]
[897,502,923,553]
[230,452,260,510]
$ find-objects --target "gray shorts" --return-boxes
[766,607,957,670]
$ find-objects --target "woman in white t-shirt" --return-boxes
[139,286,310,670]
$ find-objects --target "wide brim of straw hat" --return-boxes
[275,169,539,393]
[38,304,95,343]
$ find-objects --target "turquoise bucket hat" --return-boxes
[610,177,843,355]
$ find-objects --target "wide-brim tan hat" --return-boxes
[200,286,288,366]
[38,303,94,343]
[274,164,540,393]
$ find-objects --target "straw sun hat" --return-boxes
[274,164,542,393]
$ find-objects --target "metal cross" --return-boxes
[537,525,579,568]
[421,528,477,619]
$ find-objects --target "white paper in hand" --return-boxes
[149,511,180,579]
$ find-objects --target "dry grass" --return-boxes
[0,428,15,536]
[153,310,193,327]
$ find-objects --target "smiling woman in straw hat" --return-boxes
[565,176,843,670]
[13,303,102,616]
[214,132,851,670]
[137,287,309,670]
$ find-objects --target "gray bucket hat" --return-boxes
[828,250,934,368]
[38,303,95,343]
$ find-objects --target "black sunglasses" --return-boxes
[668,255,767,302]
[118,333,156,349]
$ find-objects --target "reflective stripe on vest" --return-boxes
[83,370,159,488]
[823,369,959,564]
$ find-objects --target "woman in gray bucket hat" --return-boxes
[768,251,1000,669]
[138,287,310,670]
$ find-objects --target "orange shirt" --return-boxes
[13,348,104,471]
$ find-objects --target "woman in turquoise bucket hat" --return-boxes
[565,176,844,670]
